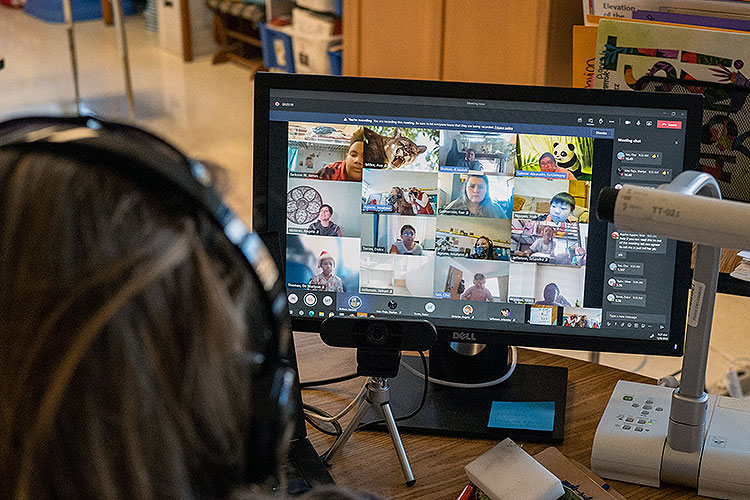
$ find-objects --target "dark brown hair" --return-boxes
[0,149,254,499]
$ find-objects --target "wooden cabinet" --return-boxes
[343,0,582,86]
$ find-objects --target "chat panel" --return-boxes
[286,234,360,293]
[562,307,602,328]
[516,134,594,181]
[510,220,586,266]
[433,257,510,302]
[512,177,591,222]
[434,215,510,260]
[362,169,438,216]
[438,129,516,175]
[287,177,362,238]
[288,122,363,179]
[360,213,436,255]
[359,253,435,298]
[436,172,513,219]
[362,126,439,171]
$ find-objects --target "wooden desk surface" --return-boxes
[294,333,708,499]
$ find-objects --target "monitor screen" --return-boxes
[253,74,702,356]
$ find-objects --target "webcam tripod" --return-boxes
[322,375,415,486]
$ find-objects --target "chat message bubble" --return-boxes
[615,166,671,181]
[618,151,662,165]
[607,277,647,292]
[609,261,644,276]
[605,292,646,307]
[615,232,667,255]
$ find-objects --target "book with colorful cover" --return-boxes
[592,18,750,90]
[592,18,750,202]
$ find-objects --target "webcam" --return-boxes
[320,317,436,351]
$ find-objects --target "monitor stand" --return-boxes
[361,343,567,443]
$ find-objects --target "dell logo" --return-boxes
[452,331,476,341]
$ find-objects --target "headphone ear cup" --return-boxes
[244,366,296,483]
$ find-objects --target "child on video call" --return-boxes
[308,251,344,292]
[460,273,494,302]
[537,192,575,223]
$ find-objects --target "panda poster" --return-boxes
[515,134,594,181]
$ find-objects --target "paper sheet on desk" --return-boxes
[533,447,626,500]
[730,251,750,282]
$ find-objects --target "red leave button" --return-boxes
[657,120,682,129]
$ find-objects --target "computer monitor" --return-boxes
[253,73,702,441]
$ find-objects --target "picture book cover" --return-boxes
[592,17,750,91]
[593,18,750,202]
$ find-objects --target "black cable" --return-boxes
[357,350,429,429]
[316,351,430,463]
[303,403,343,437]
[300,372,360,389]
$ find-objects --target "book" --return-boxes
[632,9,750,31]
[533,447,626,500]
[592,17,750,90]
[592,18,750,202]
[585,0,750,26]
[572,25,598,88]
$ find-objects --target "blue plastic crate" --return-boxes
[24,0,139,22]
[259,23,295,73]
[327,48,342,76]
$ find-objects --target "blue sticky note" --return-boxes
[487,401,555,431]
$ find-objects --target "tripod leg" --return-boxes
[322,390,369,464]
[379,402,415,486]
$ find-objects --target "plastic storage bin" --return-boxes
[292,31,342,74]
[327,46,342,76]
[24,0,138,22]
[259,23,295,73]
[295,0,336,14]
[292,7,340,37]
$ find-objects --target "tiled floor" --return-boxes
[1,9,254,225]
[3,9,750,395]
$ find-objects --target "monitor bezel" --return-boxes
[253,72,701,356]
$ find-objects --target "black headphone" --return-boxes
[0,115,295,486]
